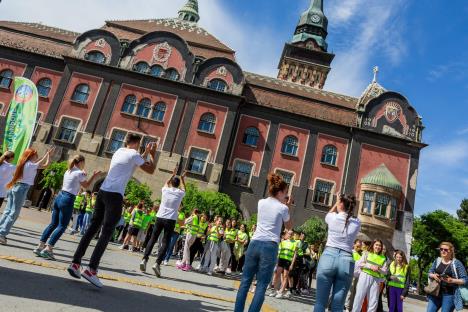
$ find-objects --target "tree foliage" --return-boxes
[40,161,68,191]
[456,198,468,226]
[245,213,257,232]
[125,179,154,208]
[182,183,239,220]
[297,216,328,246]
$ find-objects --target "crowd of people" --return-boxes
[0,133,467,312]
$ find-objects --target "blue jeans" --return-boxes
[314,247,355,312]
[73,212,84,231]
[0,183,30,237]
[81,212,93,235]
[40,191,75,247]
[427,294,455,312]
[164,232,180,261]
[234,240,278,312]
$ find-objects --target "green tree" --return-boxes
[40,161,68,192]
[297,216,328,246]
[246,213,257,231]
[456,198,468,226]
[125,179,153,208]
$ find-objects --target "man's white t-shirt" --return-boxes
[157,186,186,220]
[62,167,87,195]
[252,197,290,243]
[20,161,39,185]
[0,161,16,197]
[100,148,145,196]
[325,212,361,253]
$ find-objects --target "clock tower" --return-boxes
[277,0,334,89]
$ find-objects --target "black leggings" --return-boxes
[0,197,4,208]
[142,217,176,265]
[189,237,204,265]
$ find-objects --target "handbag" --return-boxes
[424,261,451,297]
[460,286,468,304]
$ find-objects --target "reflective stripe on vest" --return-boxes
[174,212,185,234]
[279,240,297,261]
[225,229,237,243]
[132,210,144,229]
[198,222,208,238]
[388,261,407,289]
[190,215,200,235]
[208,226,220,242]
[353,251,362,262]
[73,195,84,209]
[124,211,131,223]
[362,253,386,278]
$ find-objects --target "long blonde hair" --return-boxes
[68,155,85,170]
[7,149,37,188]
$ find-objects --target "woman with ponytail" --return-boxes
[235,173,293,312]
[313,194,361,312]
[0,147,55,245]
[34,155,101,260]
[0,151,16,208]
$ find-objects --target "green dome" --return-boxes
[361,164,402,191]
[178,0,199,23]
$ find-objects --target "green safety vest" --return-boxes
[198,221,208,238]
[296,240,304,257]
[73,195,84,210]
[132,209,144,229]
[279,240,297,261]
[174,212,185,234]
[141,213,153,231]
[225,228,237,243]
[353,251,362,262]
[249,231,254,239]
[362,252,387,278]
[149,211,157,225]
[388,261,408,289]
[124,210,132,224]
[189,215,200,235]
[235,231,248,249]
[208,226,220,242]
[85,198,95,213]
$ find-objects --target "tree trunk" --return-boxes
[417,258,424,295]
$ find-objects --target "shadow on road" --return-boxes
[0,266,230,312]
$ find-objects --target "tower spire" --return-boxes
[178,0,200,23]
[292,0,328,51]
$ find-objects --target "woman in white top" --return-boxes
[0,147,54,245]
[34,155,101,260]
[0,151,16,208]
[313,194,361,312]
[234,173,293,312]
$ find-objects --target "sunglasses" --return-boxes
[439,248,450,252]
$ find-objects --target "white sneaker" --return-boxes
[226,268,232,274]
[152,263,161,277]
[67,263,81,279]
[163,260,168,266]
[269,291,277,297]
[0,236,7,245]
[81,267,103,288]
[119,244,127,250]
[207,271,213,276]
[275,292,284,299]
[140,260,147,272]
[284,291,291,298]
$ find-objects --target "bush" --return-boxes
[40,161,68,191]
[297,216,328,246]
[125,179,153,208]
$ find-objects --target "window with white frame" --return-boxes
[165,68,179,81]
[140,136,158,154]
[71,83,90,104]
[281,135,299,156]
[150,65,164,77]
[121,94,137,114]
[232,161,253,187]
[107,129,127,153]
[276,170,294,193]
[313,180,333,205]
[37,78,52,97]
[57,118,80,143]
[198,113,216,133]
[134,62,149,74]
[207,79,227,92]
[187,148,209,174]
[136,98,151,118]
[151,102,166,122]
[321,145,337,166]
[362,191,375,214]
[85,51,106,64]
[375,193,390,217]
[0,69,13,89]
[242,127,260,147]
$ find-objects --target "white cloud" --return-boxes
[327,0,363,23]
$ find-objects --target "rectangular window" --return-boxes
[362,191,375,214]
[233,161,253,187]
[57,118,79,143]
[139,136,158,154]
[375,193,390,217]
[390,197,398,220]
[313,180,333,206]
[276,170,294,193]
[107,130,126,153]
[187,148,209,174]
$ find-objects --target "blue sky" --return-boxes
[2,0,468,215]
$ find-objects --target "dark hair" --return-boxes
[339,194,356,230]
[394,250,408,269]
[170,176,180,188]
[267,173,288,197]
[193,208,199,214]
[137,202,144,209]
[125,133,142,146]
[371,239,384,255]
[354,239,362,245]
[86,190,92,195]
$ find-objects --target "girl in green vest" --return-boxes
[199,217,223,275]
[270,229,298,299]
[233,223,249,273]
[387,250,410,312]
[178,208,200,271]
[120,202,145,251]
[352,239,389,312]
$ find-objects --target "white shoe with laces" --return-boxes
[81,267,103,288]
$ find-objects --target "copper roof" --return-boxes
[244,72,358,127]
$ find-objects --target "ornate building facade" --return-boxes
[0,0,426,254]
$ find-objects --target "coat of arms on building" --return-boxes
[152,42,172,67]
[216,66,227,77]
[384,101,402,123]
[95,38,106,48]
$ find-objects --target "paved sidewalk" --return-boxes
[0,207,435,312]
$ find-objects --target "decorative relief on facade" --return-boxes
[152,42,172,67]
[216,66,227,77]
[95,38,106,48]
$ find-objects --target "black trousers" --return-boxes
[228,243,238,272]
[0,197,4,208]
[120,223,129,241]
[189,237,204,265]
[142,224,154,249]
[142,217,176,265]
[72,190,123,271]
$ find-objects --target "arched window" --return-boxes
[198,113,216,133]
[71,83,90,104]
[121,95,137,114]
[281,135,298,156]
[0,69,13,89]
[134,62,149,74]
[321,145,337,166]
[165,68,179,81]
[136,98,151,118]
[85,51,106,64]
[149,65,164,77]
[37,78,52,97]
[151,102,166,122]
[207,79,227,92]
[242,127,260,147]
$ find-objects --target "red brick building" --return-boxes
[0,0,426,253]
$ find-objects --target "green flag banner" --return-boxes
[2,77,38,164]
